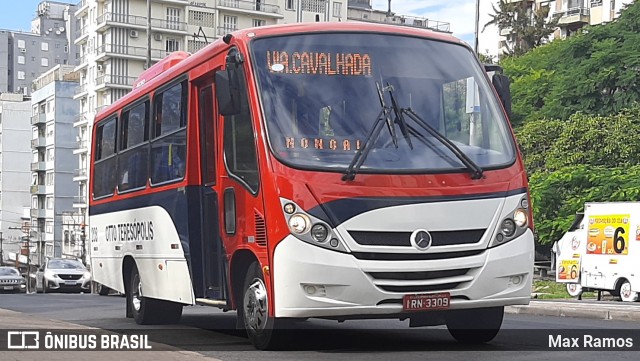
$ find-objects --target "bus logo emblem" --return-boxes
[410,230,432,251]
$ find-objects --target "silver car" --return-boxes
[36,258,91,293]
[0,266,26,292]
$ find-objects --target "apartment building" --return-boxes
[30,65,80,263]
[0,1,78,96]
[346,0,450,32]
[498,0,633,55]
[0,94,32,259]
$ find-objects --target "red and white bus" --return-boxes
[90,22,533,349]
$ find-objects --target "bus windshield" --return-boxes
[251,33,516,173]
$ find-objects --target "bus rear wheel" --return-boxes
[128,265,183,324]
[242,262,288,350]
[445,306,504,344]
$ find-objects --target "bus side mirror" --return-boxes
[492,73,512,119]
[215,69,241,116]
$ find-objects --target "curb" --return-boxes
[505,300,640,322]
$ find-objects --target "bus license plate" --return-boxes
[403,292,450,311]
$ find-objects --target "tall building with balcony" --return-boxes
[30,65,79,261]
[553,0,633,38]
[346,0,450,32]
[497,0,634,55]
[0,94,32,259]
[0,1,78,96]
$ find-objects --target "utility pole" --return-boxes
[474,0,481,54]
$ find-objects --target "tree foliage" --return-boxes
[502,1,640,127]
[530,166,640,244]
[484,0,559,56]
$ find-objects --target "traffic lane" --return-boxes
[1,293,640,357]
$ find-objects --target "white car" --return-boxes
[36,259,91,293]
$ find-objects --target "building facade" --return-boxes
[498,0,634,56]
[30,65,79,263]
[346,0,450,32]
[0,94,32,260]
[0,1,78,96]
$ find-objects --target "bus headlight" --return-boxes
[311,224,328,242]
[514,209,528,227]
[288,214,310,234]
[280,198,349,253]
[500,219,516,237]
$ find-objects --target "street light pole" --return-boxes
[474,0,481,54]
[0,231,3,266]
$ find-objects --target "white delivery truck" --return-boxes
[555,202,640,302]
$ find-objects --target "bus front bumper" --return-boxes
[272,231,534,318]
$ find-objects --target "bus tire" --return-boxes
[129,265,182,324]
[242,262,287,350]
[445,306,504,344]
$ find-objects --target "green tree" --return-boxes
[484,0,559,56]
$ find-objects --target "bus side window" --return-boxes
[150,80,187,185]
[93,116,118,198]
[118,100,149,192]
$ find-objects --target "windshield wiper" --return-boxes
[342,82,397,181]
[382,82,483,180]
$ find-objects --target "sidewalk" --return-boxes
[506,299,640,322]
[0,309,219,361]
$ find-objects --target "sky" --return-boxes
[0,1,501,55]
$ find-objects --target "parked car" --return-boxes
[0,266,26,293]
[35,258,91,293]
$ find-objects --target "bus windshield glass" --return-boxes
[251,33,515,173]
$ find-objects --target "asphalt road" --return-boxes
[1,293,639,360]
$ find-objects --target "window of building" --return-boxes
[31,56,35,62]
[46,148,54,162]
[64,45,68,53]
[17,71,25,80]
[17,39,25,48]
[223,15,238,31]
[301,0,325,12]
[189,10,215,27]
[150,80,187,185]
[55,43,60,49]
[41,42,49,51]
[167,7,182,30]
[41,58,49,66]
[46,221,54,233]
[46,197,54,210]
[165,38,180,53]
[286,0,295,10]
[17,55,25,64]
[333,2,342,18]
[252,19,266,27]
[46,172,54,186]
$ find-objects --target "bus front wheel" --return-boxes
[128,265,182,324]
[242,262,287,350]
[445,306,504,344]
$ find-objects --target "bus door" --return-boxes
[194,77,227,301]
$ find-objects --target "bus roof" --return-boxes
[94,22,467,123]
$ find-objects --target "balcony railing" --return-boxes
[151,18,188,32]
[96,74,137,87]
[96,44,172,60]
[31,161,46,171]
[74,112,88,127]
[31,208,47,218]
[77,140,88,149]
[74,168,87,178]
[75,83,87,95]
[31,113,46,125]
[560,7,590,17]
[97,12,148,27]
[31,137,46,148]
[218,0,281,15]
[30,185,47,194]
[73,196,87,205]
